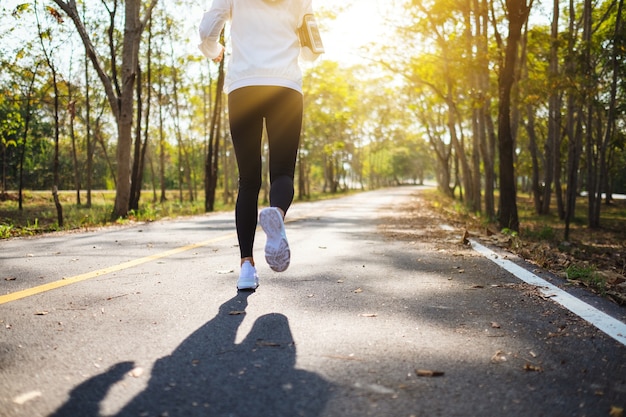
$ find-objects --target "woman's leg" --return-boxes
[228,87,264,260]
[264,88,303,215]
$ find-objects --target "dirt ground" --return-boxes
[380,188,626,307]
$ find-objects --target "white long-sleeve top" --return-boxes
[198,0,320,94]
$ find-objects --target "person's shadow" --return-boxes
[50,292,332,417]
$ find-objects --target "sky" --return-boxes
[185,0,391,65]
[313,0,391,64]
[2,0,552,69]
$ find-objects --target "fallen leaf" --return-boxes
[256,340,281,347]
[609,406,624,417]
[13,391,42,405]
[491,350,507,363]
[4,277,16,281]
[491,322,501,329]
[523,363,543,372]
[416,369,445,377]
[216,269,234,275]
[229,311,246,316]
[359,313,377,318]
[354,288,363,293]
[129,367,144,378]
[34,311,49,316]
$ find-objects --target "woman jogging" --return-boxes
[198,0,322,290]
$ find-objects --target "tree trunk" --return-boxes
[540,0,560,216]
[112,0,141,218]
[564,0,580,239]
[36,4,63,227]
[52,73,63,227]
[130,62,144,212]
[94,118,117,187]
[84,43,93,208]
[205,56,225,212]
[69,100,82,206]
[476,0,496,219]
[169,38,194,204]
[158,51,167,204]
[467,2,482,213]
[141,21,154,205]
[298,138,306,200]
[17,66,38,211]
[592,0,623,226]
[525,104,542,214]
[497,0,530,232]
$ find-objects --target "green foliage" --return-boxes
[565,264,597,281]
[0,223,13,239]
[501,228,519,237]
[11,3,32,18]
[565,264,606,293]
[522,225,556,241]
[0,0,623,234]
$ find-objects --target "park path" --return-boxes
[1,186,625,417]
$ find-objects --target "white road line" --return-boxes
[470,239,626,347]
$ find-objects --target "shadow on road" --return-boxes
[50,292,332,417]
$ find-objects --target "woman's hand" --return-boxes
[213,46,225,63]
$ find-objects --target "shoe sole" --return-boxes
[237,281,258,290]
[259,208,290,272]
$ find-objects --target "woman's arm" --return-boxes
[198,0,230,60]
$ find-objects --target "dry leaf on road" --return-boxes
[524,363,543,372]
[491,350,507,363]
[416,369,445,377]
[229,311,246,315]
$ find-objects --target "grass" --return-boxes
[0,188,357,239]
[565,264,605,290]
[0,189,230,238]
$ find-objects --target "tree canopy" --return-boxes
[1,0,624,235]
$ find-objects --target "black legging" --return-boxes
[228,86,303,259]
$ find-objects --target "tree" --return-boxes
[52,0,158,219]
[496,0,531,232]
[35,1,65,226]
[589,0,624,227]
[205,46,225,212]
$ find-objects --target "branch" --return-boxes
[51,0,120,121]
[103,0,122,100]
[140,0,159,32]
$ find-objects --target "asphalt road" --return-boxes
[1,186,625,417]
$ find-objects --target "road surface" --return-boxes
[1,186,625,417]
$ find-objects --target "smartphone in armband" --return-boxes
[299,14,324,54]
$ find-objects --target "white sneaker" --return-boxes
[259,207,290,272]
[237,260,259,290]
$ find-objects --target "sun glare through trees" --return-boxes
[0,0,625,235]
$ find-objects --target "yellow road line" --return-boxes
[0,233,236,305]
